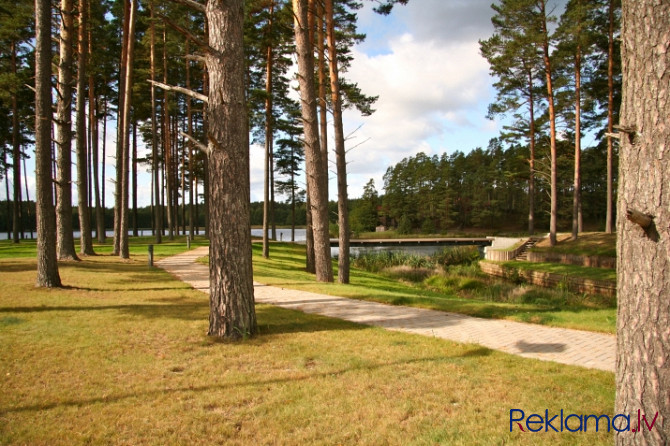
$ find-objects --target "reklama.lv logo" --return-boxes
[510,409,660,433]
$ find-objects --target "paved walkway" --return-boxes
[157,247,616,372]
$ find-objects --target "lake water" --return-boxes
[1,228,483,258]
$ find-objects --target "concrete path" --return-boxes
[157,247,616,372]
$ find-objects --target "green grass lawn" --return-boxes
[0,235,209,260]
[0,241,614,445]
[246,243,616,333]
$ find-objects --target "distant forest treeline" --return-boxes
[376,138,616,234]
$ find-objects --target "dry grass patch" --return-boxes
[1,252,614,445]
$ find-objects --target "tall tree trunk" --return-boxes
[23,157,33,239]
[163,25,174,240]
[571,43,582,240]
[616,1,670,444]
[102,94,107,219]
[113,0,131,256]
[35,0,62,287]
[526,64,536,236]
[262,1,274,259]
[316,0,328,199]
[206,0,256,339]
[56,0,79,260]
[89,15,104,244]
[305,193,315,272]
[202,55,210,239]
[119,0,136,258]
[605,0,615,234]
[132,122,138,236]
[180,126,186,235]
[325,0,349,284]
[303,0,317,273]
[186,38,195,239]
[76,0,94,255]
[539,0,558,246]
[150,1,162,244]
[293,0,333,282]
[4,157,11,241]
[11,41,22,244]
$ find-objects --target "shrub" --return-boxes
[432,246,481,267]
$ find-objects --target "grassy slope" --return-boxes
[500,261,617,282]
[0,240,614,445]
[531,233,617,258]
[248,243,616,333]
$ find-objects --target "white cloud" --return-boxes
[338,23,495,199]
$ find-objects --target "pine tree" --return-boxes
[616,1,670,443]
[34,0,62,287]
[55,0,79,261]
[292,0,332,282]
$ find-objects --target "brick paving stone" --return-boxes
[157,247,615,372]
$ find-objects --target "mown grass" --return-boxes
[531,232,617,258]
[243,243,616,333]
[0,235,209,260]
[0,244,614,445]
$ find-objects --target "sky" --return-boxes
[268,0,504,203]
[2,0,504,208]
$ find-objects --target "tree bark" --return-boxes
[163,25,174,241]
[292,0,333,282]
[317,0,328,200]
[119,0,136,258]
[89,31,105,243]
[56,0,79,261]
[206,0,256,339]
[23,157,34,239]
[538,0,558,246]
[262,2,273,259]
[571,43,582,241]
[325,0,350,284]
[186,37,195,239]
[615,1,670,444]
[526,64,536,236]
[76,0,94,255]
[35,0,62,287]
[150,1,162,244]
[11,41,22,244]
[605,0,615,234]
[113,0,130,256]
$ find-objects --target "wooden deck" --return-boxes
[329,237,493,247]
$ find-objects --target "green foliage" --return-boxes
[432,246,482,267]
[396,215,413,234]
[350,179,379,233]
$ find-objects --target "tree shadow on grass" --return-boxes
[0,300,207,321]
[0,347,491,415]
[0,261,39,274]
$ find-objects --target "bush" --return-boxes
[421,219,435,234]
[433,246,481,267]
[397,215,413,235]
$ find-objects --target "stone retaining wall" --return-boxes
[527,251,616,269]
[479,261,616,297]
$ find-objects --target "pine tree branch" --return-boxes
[160,15,211,54]
[148,79,208,103]
[170,0,205,13]
[184,54,207,63]
[180,131,207,153]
